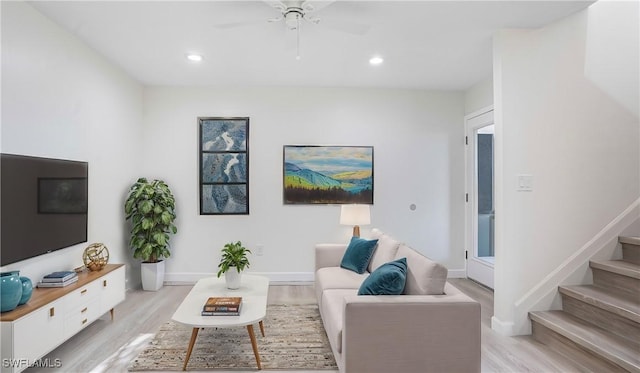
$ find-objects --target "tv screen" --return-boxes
[1,154,88,266]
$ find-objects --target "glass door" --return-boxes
[466,109,495,289]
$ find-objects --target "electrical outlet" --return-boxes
[256,244,264,256]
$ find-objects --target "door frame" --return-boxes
[465,105,495,289]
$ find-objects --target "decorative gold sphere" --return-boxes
[83,243,109,271]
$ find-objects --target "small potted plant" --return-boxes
[217,241,251,289]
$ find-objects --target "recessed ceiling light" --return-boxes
[186,53,203,62]
[369,56,384,65]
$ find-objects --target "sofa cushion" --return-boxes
[321,289,356,354]
[358,258,407,295]
[394,244,447,295]
[340,236,378,274]
[315,267,369,306]
[367,233,401,272]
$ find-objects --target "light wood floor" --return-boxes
[25,279,588,373]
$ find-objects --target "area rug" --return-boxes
[128,304,337,371]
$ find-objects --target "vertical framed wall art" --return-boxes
[199,117,249,215]
[283,145,374,204]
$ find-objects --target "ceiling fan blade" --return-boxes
[315,18,370,36]
[302,0,337,13]
[262,0,287,12]
[267,16,284,23]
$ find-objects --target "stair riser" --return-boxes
[622,243,640,265]
[531,321,629,372]
[592,268,640,296]
[562,295,640,344]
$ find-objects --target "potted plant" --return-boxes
[124,178,177,291]
[217,241,251,289]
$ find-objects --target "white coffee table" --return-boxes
[172,275,269,371]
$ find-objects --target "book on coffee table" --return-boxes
[201,303,243,316]
[203,296,242,312]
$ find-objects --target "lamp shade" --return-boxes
[340,204,371,226]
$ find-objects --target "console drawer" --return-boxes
[64,281,100,312]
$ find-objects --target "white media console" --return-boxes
[0,264,125,373]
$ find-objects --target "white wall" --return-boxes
[492,1,640,335]
[1,2,466,288]
[464,76,493,114]
[584,0,640,118]
[1,2,144,286]
[142,87,466,281]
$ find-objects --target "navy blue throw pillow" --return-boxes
[358,258,407,295]
[340,236,378,274]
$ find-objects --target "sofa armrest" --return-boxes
[341,294,481,373]
[315,243,348,271]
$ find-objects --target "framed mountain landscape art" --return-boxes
[283,145,374,204]
[199,117,249,215]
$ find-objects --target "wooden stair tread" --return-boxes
[529,310,640,371]
[620,236,640,246]
[590,260,640,279]
[560,285,640,323]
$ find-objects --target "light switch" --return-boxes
[517,174,533,192]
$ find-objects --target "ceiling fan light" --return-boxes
[369,56,384,65]
[285,12,301,30]
[186,53,203,62]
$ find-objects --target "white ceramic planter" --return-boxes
[225,267,241,289]
[141,260,165,291]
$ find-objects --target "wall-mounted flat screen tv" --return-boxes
[1,154,88,266]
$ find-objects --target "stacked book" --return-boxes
[37,271,79,288]
[201,296,242,316]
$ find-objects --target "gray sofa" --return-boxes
[315,229,481,373]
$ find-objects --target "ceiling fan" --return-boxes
[214,0,370,59]
[264,0,332,31]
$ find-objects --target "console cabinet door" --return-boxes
[13,299,64,367]
[100,265,125,313]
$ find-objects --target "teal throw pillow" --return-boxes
[358,258,407,295]
[340,236,379,274]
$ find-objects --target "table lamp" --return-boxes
[340,204,371,237]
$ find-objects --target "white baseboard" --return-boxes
[251,272,315,283]
[491,316,515,336]
[164,271,314,285]
[166,269,467,285]
[447,269,467,278]
[163,272,211,285]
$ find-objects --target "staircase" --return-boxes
[529,236,640,372]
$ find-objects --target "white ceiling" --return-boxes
[29,0,595,91]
